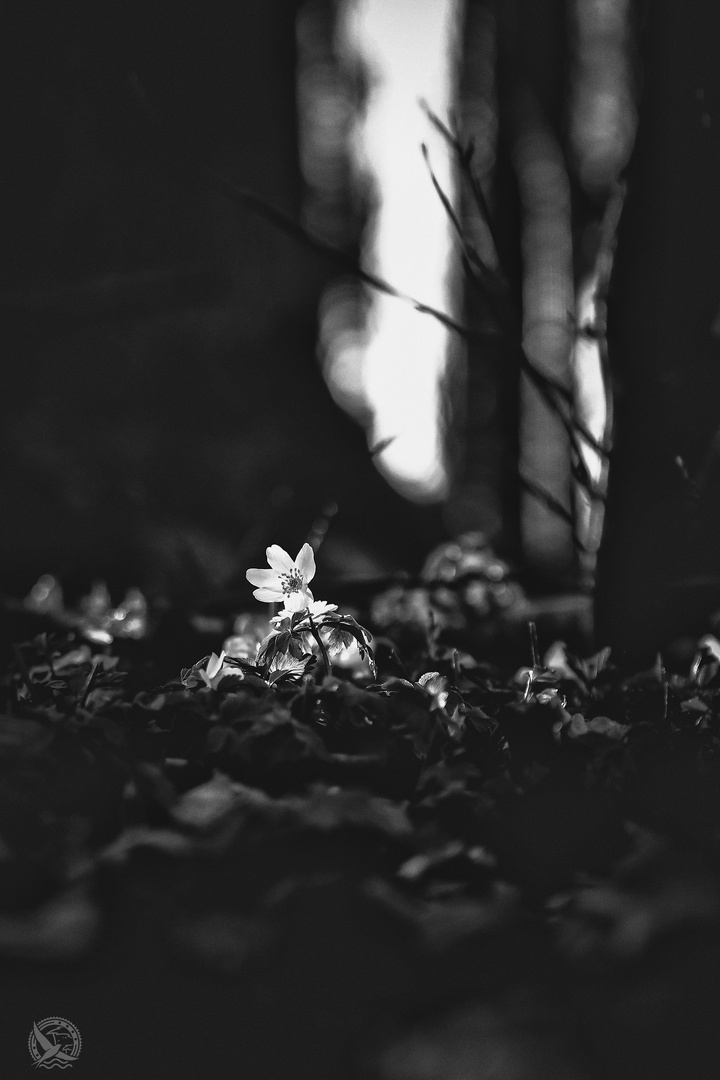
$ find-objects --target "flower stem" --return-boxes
[12,645,34,703]
[307,611,331,679]
[80,660,100,709]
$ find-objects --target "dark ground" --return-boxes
[2,576,720,1079]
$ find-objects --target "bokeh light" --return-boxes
[322,0,463,503]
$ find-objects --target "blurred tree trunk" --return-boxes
[455,0,577,586]
[0,0,446,600]
[596,0,720,662]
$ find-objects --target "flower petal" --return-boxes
[266,546,295,573]
[223,635,257,660]
[206,651,225,679]
[284,590,310,613]
[308,600,337,617]
[246,568,280,588]
[253,587,285,603]
[271,611,293,626]
[295,543,316,583]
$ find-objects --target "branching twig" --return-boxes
[521,355,605,500]
[519,474,591,552]
[422,103,615,507]
[420,101,503,266]
[420,142,505,300]
[205,168,496,346]
[420,123,608,494]
[207,158,607,509]
[421,143,466,240]
[206,167,588,457]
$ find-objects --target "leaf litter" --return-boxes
[2,561,720,1078]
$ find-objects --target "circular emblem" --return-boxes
[28,1017,82,1069]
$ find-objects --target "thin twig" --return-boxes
[519,475,574,527]
[421,142,506,300]
[421,143,466,243]
[519,474,591,552]
[420,101,503,264]
[528,621,540,668]
[205,168,496,346]
[208,162,608,512]
[424,104,614,504]
[420,124,606,485]
[206,167,587,446]
[571,415,611,459]
[80,660,100,709]
[13,645,34,703]
[521,355,604,499]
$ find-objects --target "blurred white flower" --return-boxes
[417,670,450,709]
[223,612,273,662]
[199,651,241,689]
[271,598,338,626]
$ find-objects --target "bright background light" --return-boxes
[327,0,462,503]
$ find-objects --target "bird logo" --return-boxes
[28,1018,82,1069]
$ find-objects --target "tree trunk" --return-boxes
[596,0,720,663]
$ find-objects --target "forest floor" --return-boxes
[2,552,720,1079]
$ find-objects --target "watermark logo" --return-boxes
[28,1017,82,1069]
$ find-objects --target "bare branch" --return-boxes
[205,168,497,346]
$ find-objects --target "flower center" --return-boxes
[279,570,304,595]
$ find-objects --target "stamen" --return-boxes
[280,570,304,595]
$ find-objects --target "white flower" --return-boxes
[246,544,316,613]
[417,671,449,709]
[223,613,273,662]
[199,651,241,689]
[270,598,338,626]
[303,598,338,619]
[223,635,253,660]
[332,638,373,676]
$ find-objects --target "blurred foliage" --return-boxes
[2,561,720,1075]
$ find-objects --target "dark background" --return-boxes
[5,0,720,660]
[0,0,446,608]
